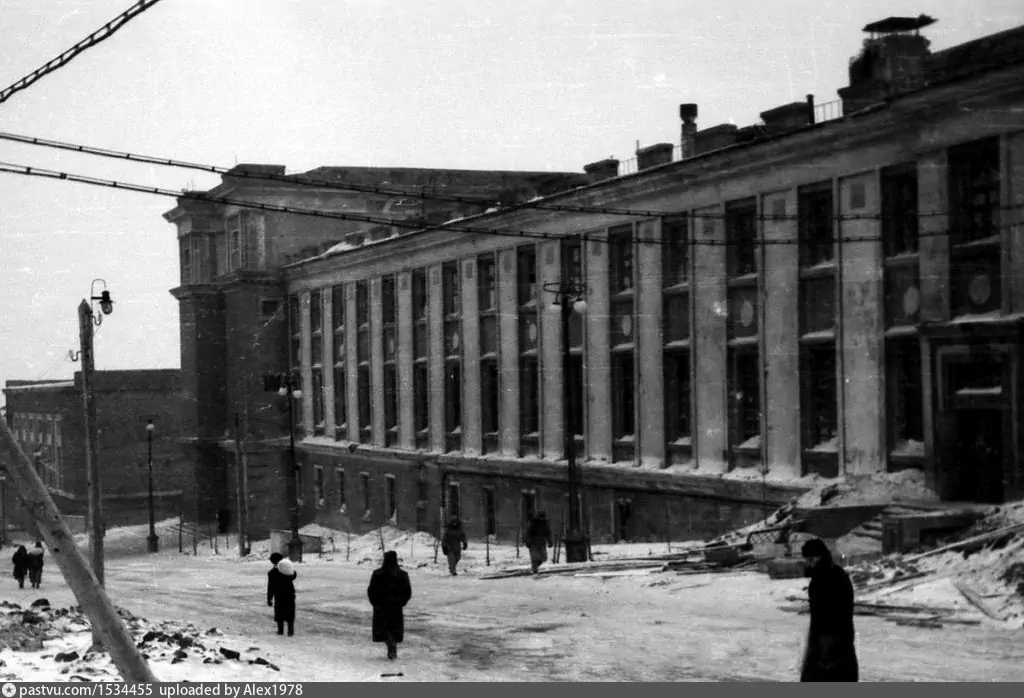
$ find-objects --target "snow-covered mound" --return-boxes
[794,470,940,509]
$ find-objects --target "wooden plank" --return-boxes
[953,580,1008,622]
[903,523,1024,562]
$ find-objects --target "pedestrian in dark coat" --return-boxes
[441,517,468,576]
[367,550,412,660]
[11,546,28,589]
[26,542,44,589]
[800,538,859,682]
[524,512,553,574]
[267,552,298,636]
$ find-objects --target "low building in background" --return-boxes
[2,370,191,539]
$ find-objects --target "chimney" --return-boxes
[838,15,936,114]
[679,103,698,158]
[636,143,675,171]
[759,101,813,134]
[583,158,620,184]
[693,124,739,155]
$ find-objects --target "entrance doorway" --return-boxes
[614,498,632,542]
[943,409,1006,503]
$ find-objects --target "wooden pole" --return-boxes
[1,417,156,681]
[78,301,104,589]
[234,413,249,557]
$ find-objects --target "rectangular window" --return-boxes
[517,246,538,306]
[443,262,462,451]
[728,348,761,454]
[447,482,461,520]
[314,465,325,506]
[611,353,635,440]
[882,163,920,256]
[798,182,834,267]
[519,356,540,442]
[568,355,584,439]
[481,360,499,452]
[288,294,304,435]
[332,285,347,438]
[384,365,398,441]
[382,275,398,447]
[356,281,371,444]
[336,468,346,513]
[385,474,397,522]
[445,361,462,448]
[484,488,497,537]
[949,137,1000,246]
[412,268,429,449]
[358,367,371,444]
[725,198,758,278]
[518,243,541,454]
[311,290,325,436]
[662,214,689,287]
[564,237,585,348]
[360,472,371,518]
[609,225,634,294]
[311,367,324,435]
[443,262,461,317]
[803,344,838,449]
[887,337,924,450]
[478,255,497,312]
[414,364,429,436]
[664,349,691,447]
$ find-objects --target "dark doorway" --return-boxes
[520,491,537,538]
[944,409,1006,503]
[614,499,632,542]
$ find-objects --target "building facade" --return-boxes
[2,370,191,537]
[167,18,1024,545]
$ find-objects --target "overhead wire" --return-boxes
[0,159,1021,250]
[0,0,167,107]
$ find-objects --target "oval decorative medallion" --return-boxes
[968,274,992,307]
[451,330,460,351]
[902,286,921,317]
[620,314,632,337]
[527,320,538,343]
[386,335,395,356]
[740,300,755,327]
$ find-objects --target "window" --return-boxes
[385,474,397,522]
[949,137,1000,246]
[609,225,634,294]
[798,182,834,267]
[443,262,462,451]
[882,163,919,256]
[360,472,371,519]
[887,337,924,453]
[332,285,347,439]
[611,353,635,440]
[382,276,398,446]
[517,245,538,306]
[484,488,497,537]
[412,269,429,448]
[447,482,461,520]
[518,245,541,455]
[725,198,757,278]
[662,214,689,287]
[335,467,346,513]
[356,281,371,444]
[478,255,497,312]
[664,349,691,454]
[311,290,325,436]
[478,254,499,453]
[728,348,761,455]
[314,465,325,506]
[803,344,838,450]
[481,361,499,451]
[563,237,585,448]
[288,294,304,435]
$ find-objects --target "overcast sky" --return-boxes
[0,0,1020,403]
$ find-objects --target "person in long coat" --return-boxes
[441,517,468,576]
[367,550,412,660]
[267,552,298,636]
[11,546,28,589]
[26,542,44,589]
[524,512,553,575]
[800,538,859,682]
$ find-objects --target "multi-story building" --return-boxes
[164,165,591,536]
[2,370,190,537]
[168,16,1024,545]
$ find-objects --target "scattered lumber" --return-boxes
[953,580,1008,622]
[783,595,958,616]
[855,571,928,594]
[903,523,1024,563]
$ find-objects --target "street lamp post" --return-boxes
[544,278,590,564]
[145,420,158,553]
[265,372,304,563]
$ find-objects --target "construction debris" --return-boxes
[953,581,1008,622]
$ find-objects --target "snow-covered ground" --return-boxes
[3,523,1024,682]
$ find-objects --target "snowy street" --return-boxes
[6,543,1024,682]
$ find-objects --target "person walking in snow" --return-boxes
[524,512,553,575]
[367,550,412,661]
[267,552,298,636]
[11,545,28,589]
[26,542,44,589]
[441,516,468,576]
[799,538,859,682]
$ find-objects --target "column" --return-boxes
[585,235,612,462]
[636,219,665,467]
[300,290,313,435]
[497,248,520,456]
[762,191,801,477]
[428,264,445,452]
[692,206,728,473]
[370,278,386,448]
[461,257,482,455]
[397,271,415,450]
[839,172,885,476]
[918,151,950,323]
[345,284,359,443]
[1006,133,1024,314]
[539,241,563,459]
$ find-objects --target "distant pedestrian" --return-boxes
[367,550,412,661]
[524,512,553,575]
[26,542,44,589]
[11,545,28,589]
[267,552,297,636]
[441,517,468,576]
[800,538,859,682]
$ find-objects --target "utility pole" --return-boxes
[78,299,104,587]
[234,412,250,557]
[0,417,157,682]
[146,420,158,553]
[264,372,302,563]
